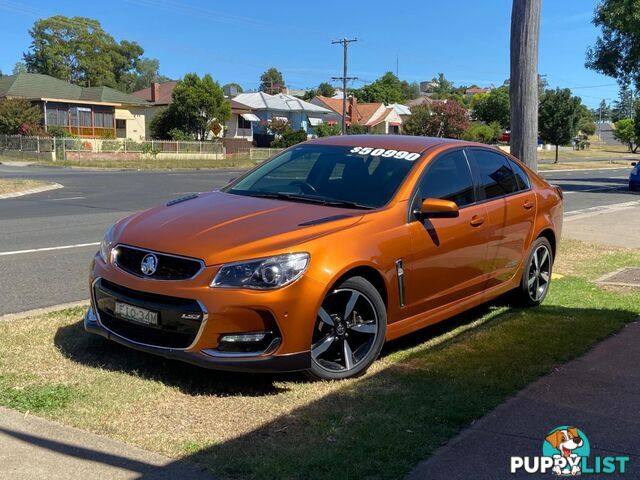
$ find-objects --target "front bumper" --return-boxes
[85,254,323,373]
[85,305,311,372]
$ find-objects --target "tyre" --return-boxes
[513,237,554,307]
[308,276,387,380]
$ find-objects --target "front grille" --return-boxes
[113,245,203,280]
[94,279,204,349]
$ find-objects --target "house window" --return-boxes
[78,109,92,127]
[116,119,127,138]
[94,111,114,128]
[237,115,252,130]
[46,106,69,126]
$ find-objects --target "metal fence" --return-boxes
[0,135,225,157]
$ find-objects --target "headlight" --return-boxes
[99,224,115,263]
[211,253,310,289]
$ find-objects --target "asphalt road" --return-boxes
[0,163,636,316]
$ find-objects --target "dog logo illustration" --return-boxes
[543,426,589,476]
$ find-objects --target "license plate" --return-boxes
[114,301,159,326]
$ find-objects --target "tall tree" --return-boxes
[23,15,164,91]
[403,101,469,138]
[12,62,27,75]
[151,73,230,140]
[611,85,636,122]
[259,68,285,95]
[0,98,42,134]
[471,87,511,128]
[430,73,455,99]
[510,0,541,170]
[539,88,582,163]
[586,0,640,90]
[222,82,244,94]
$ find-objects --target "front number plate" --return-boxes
[114,301,159,326]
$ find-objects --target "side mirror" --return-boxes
[415,198,459,219]
[632,162,637,167]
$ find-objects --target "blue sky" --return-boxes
[0,0,620,108]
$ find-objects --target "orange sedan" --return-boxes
[85,136,563,380]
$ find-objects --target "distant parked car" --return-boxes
[630,162,639,191]
[499,131,510,143]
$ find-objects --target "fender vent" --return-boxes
[299,214,351,226]
[167,194,198,206]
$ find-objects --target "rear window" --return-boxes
[470,149,520,200]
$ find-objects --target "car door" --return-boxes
[404,148,491,317]
[466,148,536,288]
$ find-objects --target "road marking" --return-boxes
[565,199,640,221]
[562,186,622,194]
[0,242,99,256]
[48,196,86,201]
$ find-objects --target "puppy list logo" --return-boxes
[510,426,630,475]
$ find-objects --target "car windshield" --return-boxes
[224,144,423,209]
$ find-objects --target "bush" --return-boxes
[315,123,341,137]
[168,128,192,141]
[47,126,71,138]
[271,127,308,148]
[348,123,368,135]
[462,122,497,143]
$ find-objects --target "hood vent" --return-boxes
[166,194,199,206]
[298,214,352,226]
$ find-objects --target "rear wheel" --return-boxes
[513,237,553,307]
[309,276,386,380]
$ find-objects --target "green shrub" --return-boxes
[315,123,341,137]
[462,122,497,143]
[271,127,308,148]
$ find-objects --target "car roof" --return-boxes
[304,135,470,152]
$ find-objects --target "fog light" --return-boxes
[220,332,269,343]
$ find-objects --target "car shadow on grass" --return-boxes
[53,320,297,397]
[136,300,637,480]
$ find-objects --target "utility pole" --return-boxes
[510,0,541,171]
[332,37,358,135]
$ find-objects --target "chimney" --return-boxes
[151,82,160,102]
[348,95,357,123]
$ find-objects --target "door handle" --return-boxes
[469,215,485,227]
[523,200,534,210]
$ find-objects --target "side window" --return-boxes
[471,149,519,200]
[418,150,475,207]
[508,158,531,190]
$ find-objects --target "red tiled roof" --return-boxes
[131,81,178,105]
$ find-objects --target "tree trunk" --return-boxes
[554,144,558,163]
[510,0,541,171]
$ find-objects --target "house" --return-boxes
[132,81,261,141]
[464,86,493,97]
[311,96,404,134]
[0,73,149,140]
[231,92,331,137]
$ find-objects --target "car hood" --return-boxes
[114,191,364,265]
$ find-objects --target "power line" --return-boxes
[331,37,358,135]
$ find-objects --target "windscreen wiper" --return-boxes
[239,191,374,210]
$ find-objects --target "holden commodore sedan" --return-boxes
[85,136,563,380]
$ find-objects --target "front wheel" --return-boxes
[513,237,554,307]
[308,276,387,380]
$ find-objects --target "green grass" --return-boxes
[0,241,637,479]
[1,154,260,170]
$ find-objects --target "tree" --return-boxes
[401,81,421,101]
[12,62,27,75]
[613,118,636,151]
[586,0,640,90]
[260,68,285,95]
[472,87,510,128]
[149,73,230,140]
[611,85,635,122]
[0,98,42,134]
[170,73,231,140]
[539,88,582,163]
[430,73,455,99]
[23,15,164,91]
[403,100,469,139]
[510,0,541,170]
[352,72,406,104]
[271,126,307,148]
[120,58,171,93]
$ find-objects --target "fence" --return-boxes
[0,135,225,161]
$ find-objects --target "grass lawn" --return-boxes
[1,155,260,171]
[537,160,634,171]
[0,178,50,195]
[537,137,635,162]
[0,241,638,479]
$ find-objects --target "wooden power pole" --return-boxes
[510,0,541,171]
[332,38,358,135]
